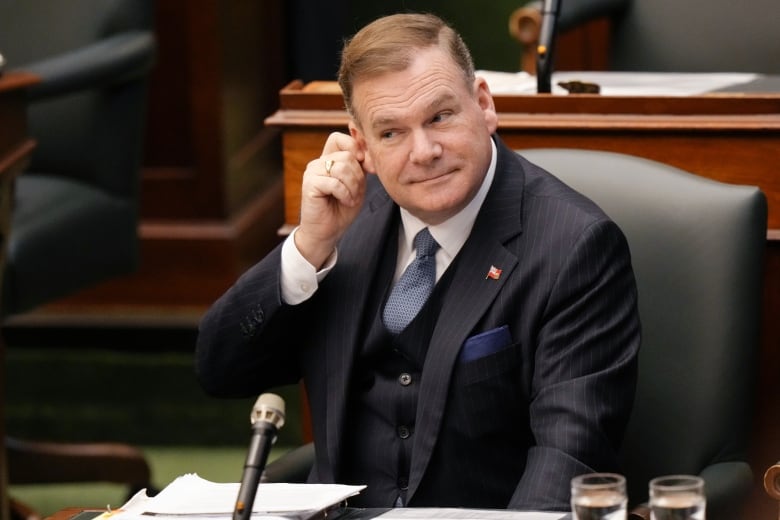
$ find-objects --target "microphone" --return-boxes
[233,393,286,520]
[536,0,563,93]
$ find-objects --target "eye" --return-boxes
[430,111,452,124]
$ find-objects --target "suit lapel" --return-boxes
[407,138,526,499]
[323,178,396,479]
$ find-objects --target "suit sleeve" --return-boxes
[195,243,311,398]
[509,218,641,510]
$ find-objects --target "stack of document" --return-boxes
[476,70,759,96]
[95,473,365,520]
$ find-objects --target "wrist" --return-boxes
[293,227,336,270]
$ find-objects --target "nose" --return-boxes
[409,129,442,164]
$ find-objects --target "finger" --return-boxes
[322,132,365,162]
[320,155,366,204]
[315,172,364,208]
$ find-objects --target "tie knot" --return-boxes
[414,228,439,259]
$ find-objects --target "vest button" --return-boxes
[397,425,411,439]
[398,373,412,386]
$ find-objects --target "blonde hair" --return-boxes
[337,13,476,117]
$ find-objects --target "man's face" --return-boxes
[349,46,499,225]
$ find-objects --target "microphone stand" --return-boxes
[233,394,285,520]
[537,0,563,93]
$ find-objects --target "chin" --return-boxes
[415,197,468,223]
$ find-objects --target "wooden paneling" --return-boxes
[141,0,286,221]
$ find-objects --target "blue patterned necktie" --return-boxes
[383,227,440,334]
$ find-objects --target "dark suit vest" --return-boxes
[340,228,458,507]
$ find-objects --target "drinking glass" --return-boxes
[571,473,628,520]
[649,475,706,520]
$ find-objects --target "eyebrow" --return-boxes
[369,92,457,130]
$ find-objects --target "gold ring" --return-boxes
[325,159,335,175]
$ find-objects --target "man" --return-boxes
[196,12,640,512]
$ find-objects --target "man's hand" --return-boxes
[295,132,367,269]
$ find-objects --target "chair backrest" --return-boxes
[518,148,767,514]
[0,0,155,314]
[606,0,778,73]
[0,0,155,198]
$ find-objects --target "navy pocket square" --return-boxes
[458,325,512,363]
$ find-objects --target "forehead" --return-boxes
[352,47,470,127]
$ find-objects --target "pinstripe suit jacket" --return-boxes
[196,137,640,511]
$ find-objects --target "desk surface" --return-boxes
[46,507,571,520]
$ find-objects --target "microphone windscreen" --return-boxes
[251,393,286,429]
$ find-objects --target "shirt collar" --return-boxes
[398,138,497,261]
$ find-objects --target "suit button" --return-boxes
[398,373,412,386]
[397,425,411,439]
[398,476,409,490]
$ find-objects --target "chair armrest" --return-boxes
[699,461,753,518]
[263,442,315,483]
[766,461,780,501]
[6,435,152,488]
[21,31,156,101]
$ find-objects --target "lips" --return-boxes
[410,167,457,184]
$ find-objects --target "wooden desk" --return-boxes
[265,79,780,519]
[46,507,102,520]
[266,80,780,234]
[0,70,39,520]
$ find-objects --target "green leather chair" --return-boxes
[265,149,767,520]
[0,0,156,315]
[518,148,766,520]
[511,0,779,74]
[0,0,157,515]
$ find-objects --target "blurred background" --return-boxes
[1,0,525,516]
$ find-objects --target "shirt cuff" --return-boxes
[280,228,337,305]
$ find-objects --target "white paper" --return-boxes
[476,70,758,96]
[98,474,365,519]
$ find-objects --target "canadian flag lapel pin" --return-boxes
[486,265,502,280]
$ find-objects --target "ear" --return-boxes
[349,120,376,173]
[474,77,499,134]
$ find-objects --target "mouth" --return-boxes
[411,167,457,185]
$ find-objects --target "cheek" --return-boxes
[366,147,404,178]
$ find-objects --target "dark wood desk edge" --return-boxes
[265,109,780,131]
[0,71,40,92]
[0,140,37,179]
[46,507,103,520]
[276,79,780,115]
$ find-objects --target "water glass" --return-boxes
[571,473,628,520]
[649,475,706,520]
